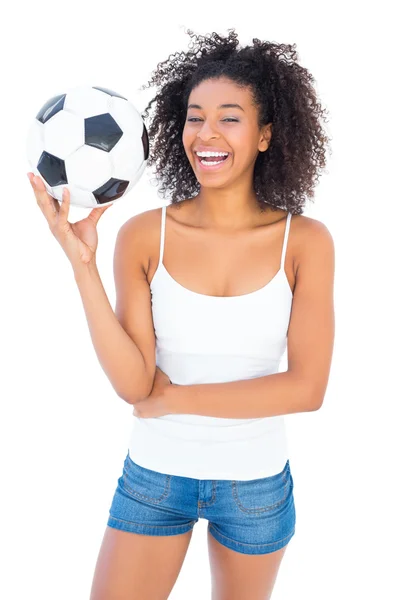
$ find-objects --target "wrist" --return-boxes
[73,259,98,280]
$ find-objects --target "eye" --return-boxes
[187,118,238,123]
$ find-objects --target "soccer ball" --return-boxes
[26,85,149,208]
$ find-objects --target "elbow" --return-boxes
[120,390,148,406]
[290,370,327,412]
[291,373,323,412]
[119,375,154,406]
[121,394,137,406]
[310,398,323,411]
[116,390,136,405]
[308,385,325,411]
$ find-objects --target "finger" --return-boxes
[87,203,114,225]
[58,187,70,226]
[29,174,60,228]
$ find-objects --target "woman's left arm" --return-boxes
[165,219,335,419]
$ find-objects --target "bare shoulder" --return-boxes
[115,206,166,274]
[290,214,335,275]
[290,213,334,241]
[118,206,163,237]
[119,202,188,237]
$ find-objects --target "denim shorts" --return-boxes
[107,450,296,555]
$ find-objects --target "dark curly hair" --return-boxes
[139,28,332,215]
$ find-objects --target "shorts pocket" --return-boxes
[122,453,172,504]
[231,460,292,514]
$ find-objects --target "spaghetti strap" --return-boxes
[280,212,292,270]
[158,205,167,267]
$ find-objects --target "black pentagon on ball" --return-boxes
[92,86,127,100]
[85,113,123,152]
[142,123,149,161]
[36,94,66,125]
[93,177,129,204]
[37,151,67,186]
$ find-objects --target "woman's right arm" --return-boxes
[27,172,155,405]
[73,213,156,405]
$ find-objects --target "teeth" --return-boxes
[196,151,229,157]
[200,159,225,165]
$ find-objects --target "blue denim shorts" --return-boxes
[107,450,296,555]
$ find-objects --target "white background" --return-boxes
[1,1,399,598]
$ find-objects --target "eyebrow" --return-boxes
[187,103,245,112]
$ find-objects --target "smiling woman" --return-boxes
[89,27,335,600]
[139,28,331,215]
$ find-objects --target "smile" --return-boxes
[194,152,231,171]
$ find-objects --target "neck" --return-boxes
[192,187,270,231]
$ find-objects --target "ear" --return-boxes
[259,122,272,152]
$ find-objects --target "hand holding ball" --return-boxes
[27,172,113,270]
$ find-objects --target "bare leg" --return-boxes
[90,525,194,600]
[208,528,289,600]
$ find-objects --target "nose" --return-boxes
[196,120,219,142]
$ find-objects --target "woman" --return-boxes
[28,28,335,600]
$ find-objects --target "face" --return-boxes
[182,77,272,185]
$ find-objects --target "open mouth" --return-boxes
[194,153,231,171]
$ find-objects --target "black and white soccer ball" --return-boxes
[26,85,149,208]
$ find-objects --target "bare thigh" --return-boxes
[90,525,194,600]
[207,529,288,600]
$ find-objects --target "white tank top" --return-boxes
[127,205,293,480]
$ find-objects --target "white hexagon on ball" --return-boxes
[43,110,84,159]
[66,144,112,192]
[64,86,112,118]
